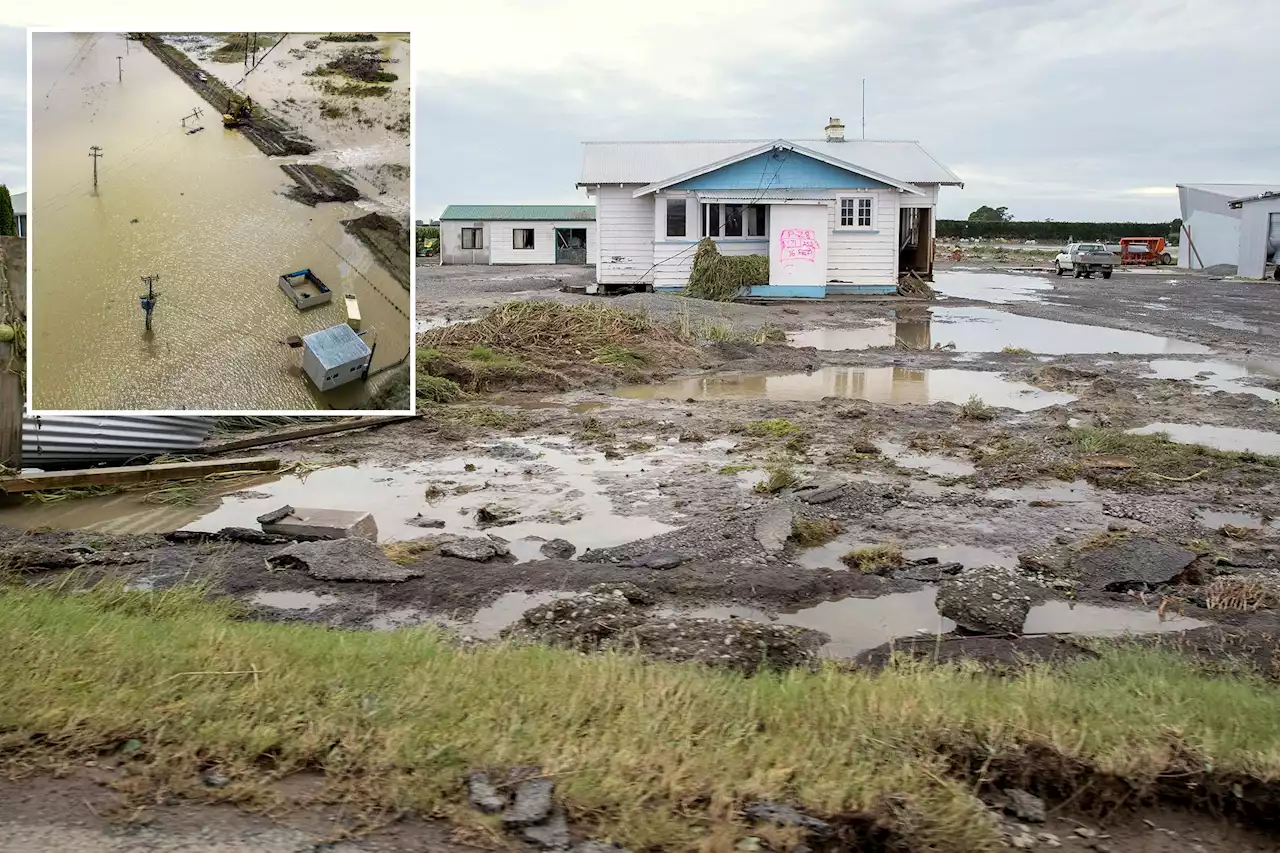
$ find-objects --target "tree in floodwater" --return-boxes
[0,186,14,237]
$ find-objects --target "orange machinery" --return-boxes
[1119,237,1173,266]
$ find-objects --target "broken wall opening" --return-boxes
[555,228,588,265]
[899,207,934,280]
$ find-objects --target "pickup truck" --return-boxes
[1054,243,1118,279]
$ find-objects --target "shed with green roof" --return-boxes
[438,204,596,266]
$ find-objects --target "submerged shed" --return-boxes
[302,324,373,392]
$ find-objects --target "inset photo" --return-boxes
[29,31,412,412]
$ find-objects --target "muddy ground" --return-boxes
[8,257,1280,670]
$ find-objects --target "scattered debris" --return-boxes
[1004,789,1046,824]
[439,536,510,562]
[259,506,378,541]
[936,566,1040,633]
[621,549,687,570]
[540,538,577,559]
[754,506,794,554]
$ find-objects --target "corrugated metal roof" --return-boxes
[440,204,596,221]
[1178,183,1280,198]
[580,139,961,187]
[304,324,372,370]
[22,416,214,469]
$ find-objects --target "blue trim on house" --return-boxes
[671,150,894,192]
[833,229,881,235]
[746,285,826,298]
[826,284,899,295]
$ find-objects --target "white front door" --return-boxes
[769,203,828,287]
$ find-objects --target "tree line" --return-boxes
[940,206,1181,243]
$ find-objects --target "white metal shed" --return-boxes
[302,324,372,392]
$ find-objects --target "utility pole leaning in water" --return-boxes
[89,146,103,190]
[139,274,160,332]
[117,56,122,82]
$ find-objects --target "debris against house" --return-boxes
[278,268,333,310]
[0,456,281,494]
[258,506,378,541]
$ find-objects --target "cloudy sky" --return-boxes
[417,0,1279,222]
[0,26,23,192]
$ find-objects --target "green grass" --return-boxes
[752,457,799,494]
[958,395,997,421]
[592,345,647,368]
[717,464,754,476]
[841,543,905,574]
[2,583,1279,852]
[416,375,464,404]
[746,418,802,438]
[791,516,842,547]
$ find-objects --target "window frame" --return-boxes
[700,203,768,240]
[513,228,535,250]
[665,197,687,238]
[837,195,877,231]
[460,227,482,249]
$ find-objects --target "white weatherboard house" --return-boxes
[1177,183,1280,277]
[576,119,962,297]
[439,205,596,266]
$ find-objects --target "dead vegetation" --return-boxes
[1205,575,1280,612]
[841,543,905,574]
[416,302,705,393]
[321,47,398,83]
[791,516,842,547]
[684,238,769,302]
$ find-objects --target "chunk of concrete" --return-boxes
[440,536,510,562]
[541,538,577,559]
[502,778,555,827]
[1072,537,1197,591]
[260,506,378,541]
[467,771,506,814]
[267,537,421,582]
[936,566,1039,634]
[754,507,794,554]
[521,807,571,849]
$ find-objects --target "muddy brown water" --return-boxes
[419,588,1207,658]
[1126,423,1280,455]
[617,367,1076,411]
[789,307,1212,355]
[0,439,700,559]
[930,270,1055,304]
[1146,359,1280,402]
[30,33,409,410]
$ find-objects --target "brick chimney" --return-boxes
[824,117,845,142]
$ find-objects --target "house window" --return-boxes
[513,228,535,249]
[839,197,875,229]
[461,227,481,249]
[700,203,767,238]
[665,197,686,237]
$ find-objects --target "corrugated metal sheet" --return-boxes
[1178,183,1280,199]
[22,416,214,469]
[580,139,961,187]
[440,204,596,221]
[1229,190,1280,208]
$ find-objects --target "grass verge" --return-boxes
[2,584,1280,851]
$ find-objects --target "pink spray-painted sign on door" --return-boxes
[778,228,821,266]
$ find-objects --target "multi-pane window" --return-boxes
[461,227,481,249]
[839,197,874,228]
[513,228,535,249]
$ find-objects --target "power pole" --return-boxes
[89,146,103,189]
[181,106,203,128]
[117,56,122,82]
[138,274,160,331]
[860,80,870,140]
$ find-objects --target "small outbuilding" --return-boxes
[1177,183,1280,276]
[438,204,596,266]
[10,191,25,238]
[302,323,372,392]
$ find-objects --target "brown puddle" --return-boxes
[789,307,1211,355]
[1146,359,1280,402]
[1126,423,1280,455]
[252,590,339,611]
[0,439,692,559]
[617,367,1075,411]
[1195,509,1273,530]
[876,441,976,477]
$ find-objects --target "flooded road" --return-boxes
[30,33,410,411]
[618,367,1076,411]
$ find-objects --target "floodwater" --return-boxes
[790,308,1211,355]
[931,271,1054,304]
[1146,359,1280,402]
[1195,509,1272,530]
[617,367,1076,411]
[876,440,976,477]
[1127,423,1280,455]
[0,439,683,555]
[251,590,338,611]
[30,33,409,410]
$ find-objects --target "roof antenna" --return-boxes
[861,79,866,140]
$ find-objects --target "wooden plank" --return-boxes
[0,456,282,494]
[0,236,26,471]
[196,415,420,455]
